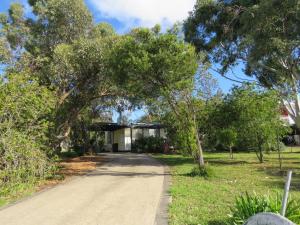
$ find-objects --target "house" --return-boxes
[280,106,295,126]
[89,122,166,152]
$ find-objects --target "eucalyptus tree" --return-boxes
[0,0,119,150]
[109,27,214,168]
[184,0,300,127]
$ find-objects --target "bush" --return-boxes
[0,130,56,197]
[0,73,56,198]
[265,141,286,153]
[59,151,79,158]
[228,192,300,225]
[131,136,164,153]
[72,145,85,156]
[188,165,215,178]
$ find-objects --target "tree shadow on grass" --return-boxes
[155,156,194,166]
[207,160,254,166]
[257,168,300,191]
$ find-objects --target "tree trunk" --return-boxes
[282,75,300,129]
[229,146,233,159]
[277,133,282,170]
[258,144,264,163]
[82,122,90,155]
[194,126,205,168]
[54,107,82,152]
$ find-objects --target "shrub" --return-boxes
[131,136,164,153]
[0,129,56,197]
[228,192,300,225]
[188,165,215,178]
[264,141,286,153]
[73,145,85,156]
[0,73,56,198]
[59,151,79,158]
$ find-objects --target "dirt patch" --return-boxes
[37,156,104,192]
[59,156,104,176]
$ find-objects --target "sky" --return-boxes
[0,0,254,121]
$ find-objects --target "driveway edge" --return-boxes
[0,154,110,211]
[152,155,171,225]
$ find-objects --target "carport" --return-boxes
[88,122,166,152]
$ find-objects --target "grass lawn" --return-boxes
[154,148,300,225]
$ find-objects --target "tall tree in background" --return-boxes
[184,0,300,127]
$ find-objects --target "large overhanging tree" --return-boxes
[184,0,300,127]
[0,0,121,150]
[108,27,212,168]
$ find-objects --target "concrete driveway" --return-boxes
[0,153,169,225]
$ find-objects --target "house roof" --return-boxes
[88,122,165,131]
[131,123,165,129]
[89,122,129,131]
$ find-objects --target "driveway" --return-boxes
[0,153,169,225]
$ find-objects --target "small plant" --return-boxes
[228,192,300,225]
[188,165,215,178]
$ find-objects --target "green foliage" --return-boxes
[217,128,237,148]
[132,136,164,153]
[28,0,93,53]
[59,150,79,159]
[109,27,209,167]
[109,27,198,99]
[0,72,56,196]
[91,22,116,38]
[184,0,299,82]
[229,192,300,225]
[184,0,300,128]
[188,165,215,178]
[0,3,28,63]
[210,85,289,162]
[0,0,120,152]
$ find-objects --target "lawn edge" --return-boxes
[151,154,172,225]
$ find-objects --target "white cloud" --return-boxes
[89,0,196,30]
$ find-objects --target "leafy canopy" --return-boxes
[184,0,300,87]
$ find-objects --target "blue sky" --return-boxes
[0,0,254,121]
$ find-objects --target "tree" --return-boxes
[184,0,300,127]
[217,128,237,159]
[49,36,118,149]
[27,0,93,56]
[0,1,120,151]
[225,85,288,163]
[109,27,209,168]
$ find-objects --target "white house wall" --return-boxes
[114,129,125,151]
[124,128,131,151]
[160,129,166,138]
[148,129,156,137]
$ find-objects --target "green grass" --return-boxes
[154,149,300,225]
[0,182,37,208]
[0,198,7,207]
